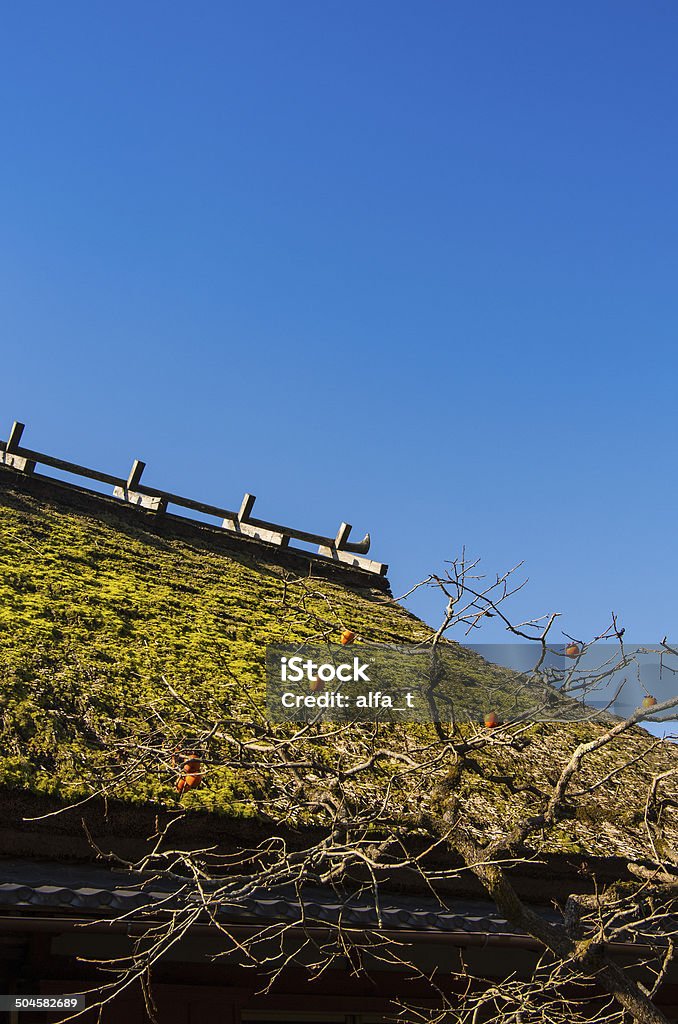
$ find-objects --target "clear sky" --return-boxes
[1,2,677,643]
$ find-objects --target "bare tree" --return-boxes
[23,555,678,1024]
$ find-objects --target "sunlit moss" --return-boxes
[0,483,432,811]
[1,480,676,861]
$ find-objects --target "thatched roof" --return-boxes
[1,467,676,867]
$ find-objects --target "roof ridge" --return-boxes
[0,420,387,576]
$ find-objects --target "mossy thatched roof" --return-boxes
[0,472,428,804]
[1,469,677,865]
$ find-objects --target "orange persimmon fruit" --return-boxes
[176,756,203,796]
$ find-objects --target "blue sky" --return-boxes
[1,2,677,643]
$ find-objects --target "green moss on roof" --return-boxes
[0,478,429,810]
[1,473,677,863]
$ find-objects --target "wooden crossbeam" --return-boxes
[113,459,165,511]
[334,521,371,554]
[127,460,145,489]
[335,522,352,549]
[239,493,256,521]
[222,493,289,546]
[1,420,35,473]
[7,421,25,452]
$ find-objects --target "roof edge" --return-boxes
[0,467,392,592]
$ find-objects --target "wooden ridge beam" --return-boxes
[0,420,387,575]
